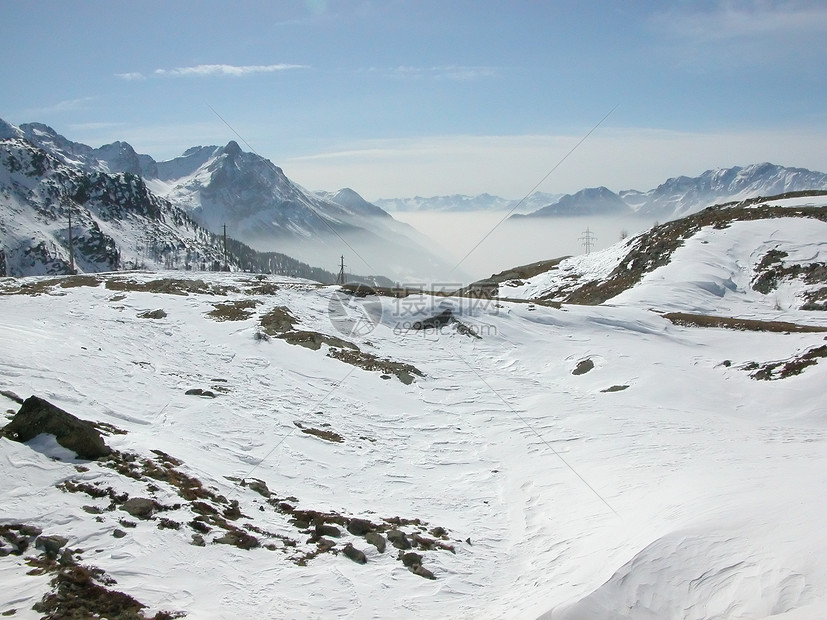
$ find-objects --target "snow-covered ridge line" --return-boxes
[499,194,827,315]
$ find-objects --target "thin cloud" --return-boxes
[652,1,827,41]
[153,63,309,78]
[25,97,97,116]
[115,72,147,81]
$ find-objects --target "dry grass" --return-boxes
[207,299,260,321]
[662,312,827,333]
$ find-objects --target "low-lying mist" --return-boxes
[390,211,654,284]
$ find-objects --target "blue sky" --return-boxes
[2,0,825,200]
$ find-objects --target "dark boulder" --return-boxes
[1,396,111,459]
[346,518,374,536]
[35,535,69,557]
[365,532,386,553]
[120,498,156,519]
[387,529,411,550]
[572,359,594,375]
[342,543,367,564]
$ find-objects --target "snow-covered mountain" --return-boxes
[0,120,383,284]
[517,163,827,221]
[1,119,462,283]
[1,193,826,618]
[375,191,562,213]
[516,186,632,218]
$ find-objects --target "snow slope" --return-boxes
[1,206,826,618]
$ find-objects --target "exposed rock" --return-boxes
[138,309,166,319]
[412,565,436,580]
[112,529,126,539]
[244,478,271,498]
[387,529,411,550]
[347,518,374,536]
[601,385,629,393]
[342,543,367,564]
[185,388,217,398]
[1,396,111,459]
[214,529,259,549]
[120,498,156,519]
[400,552,423,568]
[315,523,342,538]
[35,535,68,557]
[0,390,24,405]
[365,531,386,553]
[572,359,594,375]
[191,534,206,547]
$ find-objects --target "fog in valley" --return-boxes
[389,211,654,284]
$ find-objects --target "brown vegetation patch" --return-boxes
[300,427,345,443]
[744,344,827,380]
[662,312,827,333]
[207,299,261,321]
[259,305,299,335]
[105,277,238,296]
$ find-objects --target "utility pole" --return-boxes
[222,223,228,271]
[579,227,596,255]
[336,255,346,285]
[67,208,76,274]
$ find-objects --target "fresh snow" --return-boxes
[2,220,826,620]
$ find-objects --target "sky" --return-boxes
[1,0,826,201]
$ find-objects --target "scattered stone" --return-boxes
[342,543,367,564]
[137,309,166,319]
[429,526,447,538]
[82,505,103,515]
[118,519,136,529]
[19,525,42,537]
[400,552,423,568]
[316,537,336,552]
[601,385,629,393]
[244,478,271,498]
[213,529,259,550]
[387,529,411,550]
[572,359,594,375]
[184,388,216,398]
[35,535,68,557]
[120,498,155,519]
[365,532,386,553]
[1,396,111,459]
[112,529,126,539]
[347,518,374,537]
[412,565,436,580]
[315,523,341,538]
[0,390,24,404]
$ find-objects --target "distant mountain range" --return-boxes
[1,119,461,282]
[512,163,827,221]
[375,192,563,213]
[377,164,827,221]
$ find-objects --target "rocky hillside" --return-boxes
[0,120,391,284]
[8,119,460,282]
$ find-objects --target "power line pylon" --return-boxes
[579,227,596,254]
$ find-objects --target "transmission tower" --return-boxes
[336,255,346,285]
[579,227,596,254]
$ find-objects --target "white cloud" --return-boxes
[115,72,146,81]
[153,63,308,78]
